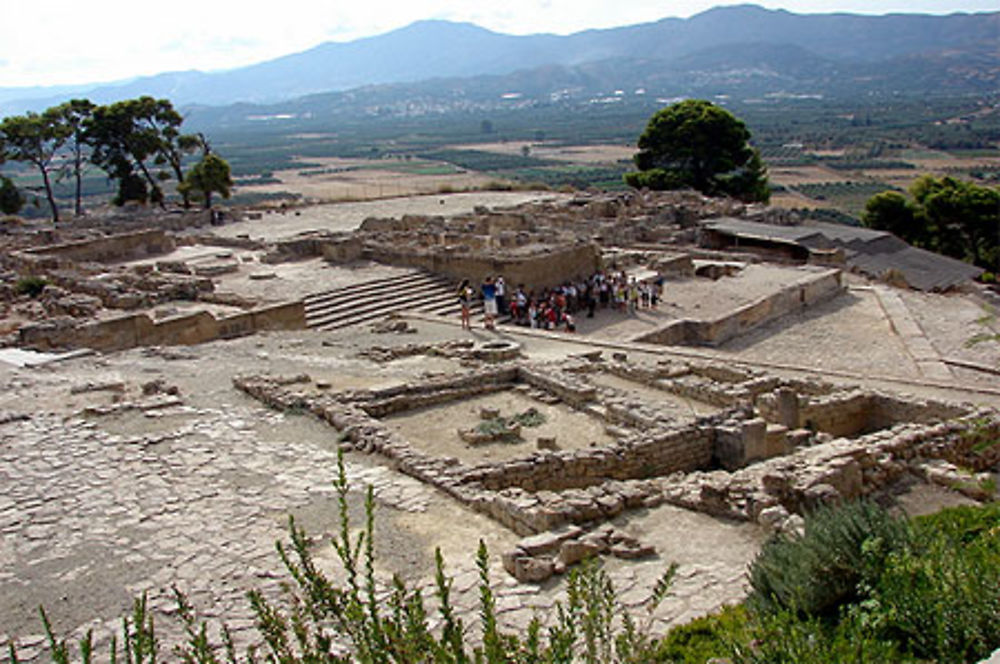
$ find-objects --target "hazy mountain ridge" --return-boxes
[1,5,997,116]
[179,42,997,135]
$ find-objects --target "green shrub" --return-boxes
[746,500,911,617]
[654,605,748,663]
[475,407,547,442]
[870,504,1000,662]
[744,501,1000,663]
[14,275,48,298]
[728,607,909,664]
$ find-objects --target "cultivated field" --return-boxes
[235,156,500,203]
[447,141,635,164]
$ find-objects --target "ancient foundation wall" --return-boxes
[262,237,324,264]
[320,237,364,263]
[19,300,305,352]
[21,229,176,264]
[635,269,844,346]
[364,243,600,290]
[755,388,971,439]
[466,426,714,492]
[234,363,992,545]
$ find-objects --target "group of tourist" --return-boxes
[457,271,663,332]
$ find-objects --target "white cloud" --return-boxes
[0,0,996,87]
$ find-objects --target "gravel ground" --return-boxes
[208,191,569,242]
[0,326,764,660]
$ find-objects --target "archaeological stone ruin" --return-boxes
[1,189,998,658]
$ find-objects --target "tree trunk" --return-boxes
[40,167,60,223]
[73,145,84,217]
[74,169,83,216]
[172,158,190,209]
[135,160,165,209]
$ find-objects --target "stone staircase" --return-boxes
[304,271,479,331]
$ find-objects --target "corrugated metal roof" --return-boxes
[701,217,983,291]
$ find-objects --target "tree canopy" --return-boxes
[179,153,233,209]
[624,99,769,203]
[54,99,97,217]
[0,109,70,221]
[0,96,231,219]
[863,175,999,271]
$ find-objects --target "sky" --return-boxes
[1,0,997,88]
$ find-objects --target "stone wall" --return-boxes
[233,360,994,558]
[320,236,364,263]
[20,229,176,264]
[232,365,715,536]
[19,300,305,352]
[635,268,844,346]
[364,242,601,290]
[464,425,714,492]
[660,410,998,529]
[755,388,970,438]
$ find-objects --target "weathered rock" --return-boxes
[516,526,582,555]
[757,505,790,531]
[502,551,555,583]
[558,539,603,566]
[536,436,558,450]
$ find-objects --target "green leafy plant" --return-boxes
[14,275,48,298]
[868,505,1000,662]
[727,606,907,664]
[475,407,547,442]
[654,605,748,664]
[746,499,911,617]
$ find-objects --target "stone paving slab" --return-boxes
[874,286,954,381]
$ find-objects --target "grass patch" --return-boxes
[14,275,48,298]
[475,407,547,442]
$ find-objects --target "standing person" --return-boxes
[481,275,498,330]
[495,275,506,321]
[585,281,597,318]
[628,278,640,314]
[599,274,610,309]
[514,285,528,325]
[457,278,474,330]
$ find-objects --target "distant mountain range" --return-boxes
[1,4,997,116]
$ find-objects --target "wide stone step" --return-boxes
[305,280,455,317]
[305,272,453,308]
[308,290,464,330]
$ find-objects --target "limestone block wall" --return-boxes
[635,268,844,346]
[463,426,714,493]
[870,393,969,428]
[262,236,325,263]
[234,366,995,541]
[755,388,971,438]
[650,253,695,277]
[352,367,520,417]
[21,229,176,264]
[320,236,364,263]
[796,390,875,437]
[518,366,597,407]
[660,410,998,526]
[19,300,305,351]
[364,242,600,290]
[359,215,446,233]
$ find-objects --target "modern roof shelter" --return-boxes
[700,218,983,291]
